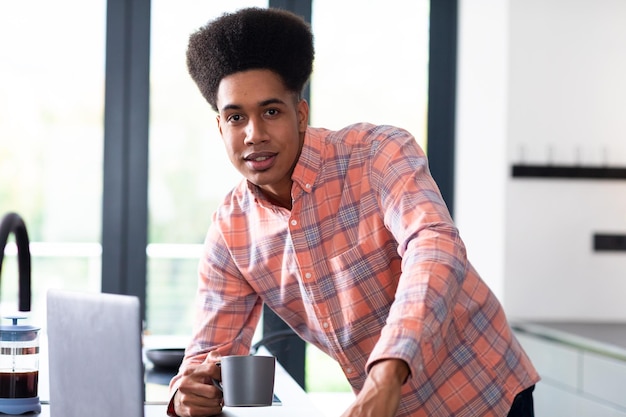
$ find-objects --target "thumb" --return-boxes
[204,350,222,364]
[201,351,223,384]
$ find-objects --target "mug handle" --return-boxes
[211,378,223,391]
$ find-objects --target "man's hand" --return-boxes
[340,359,409,417]
[173,351,224,417]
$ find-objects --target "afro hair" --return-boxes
[186,7,315,112]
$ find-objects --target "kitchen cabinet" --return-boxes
[514,323,626,416]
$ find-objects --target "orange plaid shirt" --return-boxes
[171,123,539,416]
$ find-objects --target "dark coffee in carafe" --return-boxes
[0,371,38,398]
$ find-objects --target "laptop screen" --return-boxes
[46,289,145,417]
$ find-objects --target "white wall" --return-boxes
[456,0,626,320]
[455,0,510,303]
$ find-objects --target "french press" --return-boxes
[0,316,41,414]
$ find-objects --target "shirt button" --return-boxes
[304,272,312,279]
[305,183,311,189]
[322,322,329,329]
[346,367,354,374]
[290,219,298,226]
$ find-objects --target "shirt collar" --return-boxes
[291,127,322,194]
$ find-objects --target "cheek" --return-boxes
[220,135,238,158]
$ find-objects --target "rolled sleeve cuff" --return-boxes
[166,391,177,416]
[367,325,423,382]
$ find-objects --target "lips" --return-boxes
[244,151,277,171]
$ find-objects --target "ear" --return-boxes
[297,99,309,133]
[216,114,223,136]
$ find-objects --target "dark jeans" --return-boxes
[506,385,535,417]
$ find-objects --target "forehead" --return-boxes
[216,69,292,110]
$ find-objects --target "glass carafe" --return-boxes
[0,316,41,414]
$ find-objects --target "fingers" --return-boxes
[175,376,223,417]
[174,386,223,417]
[174,352,224,417]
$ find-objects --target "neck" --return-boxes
[262,190,292,209]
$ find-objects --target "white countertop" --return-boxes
[21,339,323,417]
[513,321,626,361]
[29,361,322,417]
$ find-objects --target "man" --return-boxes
[168,7,539,417]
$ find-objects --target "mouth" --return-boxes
[244,151,277,171]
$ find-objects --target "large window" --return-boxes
[0,0,106,325]
[310,0,430,150]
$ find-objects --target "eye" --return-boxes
[264,108,280,117]
[227,113,243,123]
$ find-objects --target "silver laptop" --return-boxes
[46,289,145,417]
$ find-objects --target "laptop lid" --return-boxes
[46,289,144,417]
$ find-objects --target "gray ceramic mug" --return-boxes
[213,355,276,407]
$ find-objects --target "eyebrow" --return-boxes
[220,98,288,113]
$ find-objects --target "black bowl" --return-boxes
[146,348,185,370]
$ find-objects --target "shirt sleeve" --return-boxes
[365,128,469,380]
[168,219,263,395]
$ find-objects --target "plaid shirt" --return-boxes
[171,123,539,416]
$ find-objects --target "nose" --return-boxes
[244,115,269,145]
